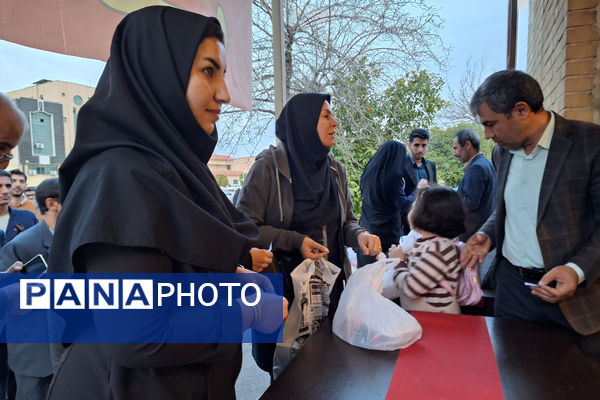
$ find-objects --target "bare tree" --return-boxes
[441,57,489,124]
[216,0,448,155]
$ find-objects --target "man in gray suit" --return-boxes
[462,70,600,337]
[0,178,61,400]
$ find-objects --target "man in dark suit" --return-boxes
[452,129,496,242]
[462,70,600,336]
[0,178,61,400]
[0,170,37,248]
[0,92,28,400]
[401,129,437,233]
[404,128,437,194]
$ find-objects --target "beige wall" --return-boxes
[527,0,600,123]
[9,81,95,154]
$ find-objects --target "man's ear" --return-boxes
[45,197,58,211]
[512,101,531,118]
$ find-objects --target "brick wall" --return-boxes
[527,0,599,123]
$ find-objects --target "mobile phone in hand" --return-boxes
[21,254,48,273]
[524,282,540,287]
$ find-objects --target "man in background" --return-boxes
[452,129,496,242]
[0,92,28,400]
[0,178,60,400]
[9,170,34,213]
[0,171,37,247]
[24,188,35,203]
[401,128,437,233]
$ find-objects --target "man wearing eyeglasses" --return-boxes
[0,178,61,400]
[0,93,25,171]
[0,92,28,400]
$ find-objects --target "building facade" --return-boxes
[208,155,256,187]
[8,80,95,185]
[527,0,600,123]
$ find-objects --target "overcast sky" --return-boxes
[0,0,529,157]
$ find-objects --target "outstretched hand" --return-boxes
[236,266,274,293]
[249,248,273,272]
[388,244,406,261]
[357,231,382,256]
[460,232,491,269]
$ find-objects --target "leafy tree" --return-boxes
[332,67,447,215]
[427,122,493,188]
[215,174,229,187]
[216,0,448,154]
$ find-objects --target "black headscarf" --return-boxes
[275,93,343,266]
[48,6,258,273]
[359,140,409,248]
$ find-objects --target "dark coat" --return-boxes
[401,156,437,233]
[402,156,437,196]
[237,142,363,373]
[481,113,600,335]
[457,153,496,242]
[0,207,37,246]
[0,221,54,378]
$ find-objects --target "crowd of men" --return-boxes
[0,92,60,400]
[0,69,599,399]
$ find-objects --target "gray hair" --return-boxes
[453,129,481,152]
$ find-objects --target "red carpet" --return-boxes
[385,312,503,399]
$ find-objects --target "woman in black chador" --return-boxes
[357,140,417,267]
[46,6,285,400]
[237,93,381,374]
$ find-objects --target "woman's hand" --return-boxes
[300,237,329,260]
[357,231,382,256]
[249,247,273,272]
[236,266,274,293]
[388,244,406,261]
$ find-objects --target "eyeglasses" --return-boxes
[0,154,14,162]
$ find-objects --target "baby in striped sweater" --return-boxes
[382,186,466,314]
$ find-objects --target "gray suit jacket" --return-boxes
[481,113,600,335]
[0,220,54,377]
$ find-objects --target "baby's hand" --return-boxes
[417,179,429,189]
[388,244,406,261]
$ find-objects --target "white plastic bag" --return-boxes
[332,259,422,351]
[273,258,340,378]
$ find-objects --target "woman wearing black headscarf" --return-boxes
[45,6,285,400]
[357,140,424,267]
[237,93,381,374]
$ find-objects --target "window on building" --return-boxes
[61,92,65,97]
[73,95,83,106]
[27,164,58,176]
[227,165,231,171]
[73,107,78,136]
[63,117,67,122]
[30,111,55,157]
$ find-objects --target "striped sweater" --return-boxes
[392,236,460,308]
